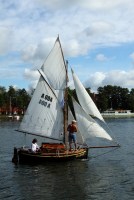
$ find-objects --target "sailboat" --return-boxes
[12,37,119,164]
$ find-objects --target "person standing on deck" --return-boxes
[67,120,78,151]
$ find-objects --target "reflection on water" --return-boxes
[0,119,134,200]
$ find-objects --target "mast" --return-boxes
[63,60,68,146]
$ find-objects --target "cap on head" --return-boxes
[72,120,77,123]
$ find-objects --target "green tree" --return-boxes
[0,86,6,108]
[97,85,129,111]
[16,88,31,114]
[128,88,134,112]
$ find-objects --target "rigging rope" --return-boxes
[89,146,120,160]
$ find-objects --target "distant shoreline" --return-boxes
[0,115,22,121]
[102,113,134,118]
[0,114,134,121]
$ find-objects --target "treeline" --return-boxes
[0,86,31,115]
[96,85,134,112]
[68,85,134,112]
[1,85,134,115]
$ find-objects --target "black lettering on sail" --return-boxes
[41,94,44,98]
[47,103,51,108]
[40,94,53,102]
[45,95,53,102]
[39,99,51,108]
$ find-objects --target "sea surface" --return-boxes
[0,118,134,200]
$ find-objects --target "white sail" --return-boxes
[41,37,67,90]
[18,37,114,149]
[18,37,68,141]
[73,99,112,142]
[19,76,64,141]
[72,70,104,122]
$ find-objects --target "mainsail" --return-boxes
[18,76,64,141]
[41,37,67,90]
[72,70,104,122]
[18,37,67,142]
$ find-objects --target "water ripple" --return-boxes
[0,120,134,200]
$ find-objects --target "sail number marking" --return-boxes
[39,94,53,108]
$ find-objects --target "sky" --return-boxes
[1,0,134,92]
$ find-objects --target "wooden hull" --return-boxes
[12,143,88,164]
[19,149,88,163]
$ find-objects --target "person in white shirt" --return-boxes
[31,138,40,152]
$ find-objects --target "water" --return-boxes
[0,118,134,200]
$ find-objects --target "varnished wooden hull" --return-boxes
[12,147,88,164]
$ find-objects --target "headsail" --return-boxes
[72,69,104,122]
[72,98,113,143]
